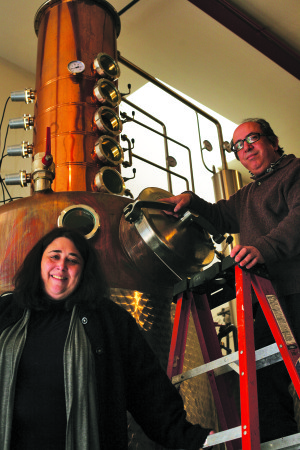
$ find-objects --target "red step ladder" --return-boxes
[167,262,300,449]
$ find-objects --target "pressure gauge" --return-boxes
[67,60,85,74]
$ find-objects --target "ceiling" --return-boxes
[1,0,299,168]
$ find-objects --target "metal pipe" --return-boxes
[196,113,215,174]
[118,52,228,170]
[131,153,190,191]
[118,0,141,16]
[121,134,133,167]
[121,112,195,191]
[122,97,172,192]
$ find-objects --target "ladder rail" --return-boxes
[235,267,261,449]
[250,273,300,397]
[167,292,192,379]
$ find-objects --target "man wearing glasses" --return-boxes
[161,118,300,443]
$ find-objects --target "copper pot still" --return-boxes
[0,0,219,446]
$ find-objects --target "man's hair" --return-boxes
[231,118,284,160]
[13,227,108,310]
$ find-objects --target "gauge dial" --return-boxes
[67,60,85,74]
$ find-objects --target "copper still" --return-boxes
[0,0,220,448]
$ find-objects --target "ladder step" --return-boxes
[259,432,300,450]
[203,429,300,449]
[203,426,241,447]
[172,343,282,385]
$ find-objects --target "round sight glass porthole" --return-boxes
[57,205,100,239]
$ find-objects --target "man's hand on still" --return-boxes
[159,193,192,215]
[230,245,265,269]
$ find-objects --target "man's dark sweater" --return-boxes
[189,154,300,296]
[187,153,300,442]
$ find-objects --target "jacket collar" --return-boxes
[250,153,294,180]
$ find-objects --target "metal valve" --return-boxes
[9,114,34,130]
[7,141,34,158]
[10,89,36,104]
[93,53,120,80]
[31,152,55,192]
[4,170,31,187]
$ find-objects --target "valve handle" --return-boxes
[42,127,53,167]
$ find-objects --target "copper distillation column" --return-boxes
[33,0,125,195]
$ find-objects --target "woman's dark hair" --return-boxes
[231,118,284,160]
[13,227,108,310]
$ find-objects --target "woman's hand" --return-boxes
[159,193,192,215]
[230,245,264,269]
[201,430,215,449]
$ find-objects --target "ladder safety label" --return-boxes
[266,295,296,346]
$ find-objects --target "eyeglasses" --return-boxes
[232,132,267,152]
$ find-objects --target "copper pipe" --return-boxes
[118,52,228,170]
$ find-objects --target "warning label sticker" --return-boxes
[266,295,296,347]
